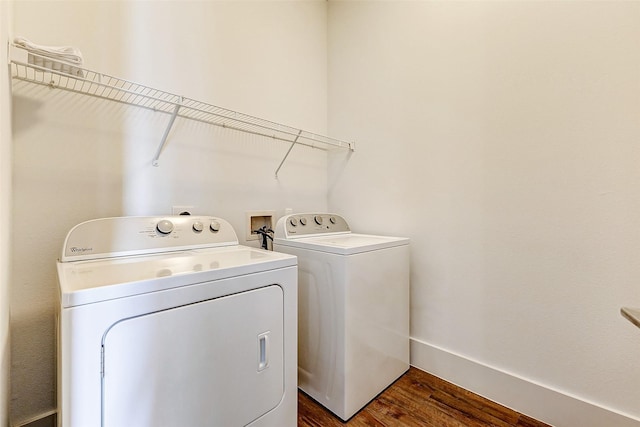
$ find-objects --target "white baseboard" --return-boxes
[410,338,640,427]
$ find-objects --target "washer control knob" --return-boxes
[299,217,307,226]
[289,217,298,227]
[314,215,323,225]
[192,221,204,232]
[210,221,221,232]
[329,216,337,224]
[156,219,174,234]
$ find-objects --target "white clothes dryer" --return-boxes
[273,213,409,421]
[56,216,297,427]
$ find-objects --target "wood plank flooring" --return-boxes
[298,367,551,427]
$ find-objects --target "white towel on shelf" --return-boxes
[14,36,84,77]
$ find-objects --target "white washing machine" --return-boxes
[273,213,409,421]
[56,216,297,427]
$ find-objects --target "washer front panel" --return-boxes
[271,244,409,421]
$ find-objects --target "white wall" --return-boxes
[328,1,640,426]
[1,1,14,426]
[10,1,328,424]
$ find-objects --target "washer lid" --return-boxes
[57,245,296,308]
[274,233,408,255]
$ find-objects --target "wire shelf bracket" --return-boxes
[275,130,302,178]
[152,100,183,167]
[9,44,355,173]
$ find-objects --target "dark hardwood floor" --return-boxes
[298,367,551,427]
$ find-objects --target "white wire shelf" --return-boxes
[9,45,355,175]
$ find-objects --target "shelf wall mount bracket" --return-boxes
[274,130,303,178]
[152,97,183,167]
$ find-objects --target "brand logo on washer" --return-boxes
[70,246,93,253]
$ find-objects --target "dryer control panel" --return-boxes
[274,213,350,239]
[61,216,238,261]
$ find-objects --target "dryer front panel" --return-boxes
[101,285,284,427]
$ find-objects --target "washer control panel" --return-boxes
[276,213,350,238]
[61,216,238,261]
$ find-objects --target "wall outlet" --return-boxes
[246,210,275,241]
[172,205,195,216]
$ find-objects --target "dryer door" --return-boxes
[101,284,284,427]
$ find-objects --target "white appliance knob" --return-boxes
[210,221,221,232]
[192,221,204,232]
[156,219,174,234]
[314,215,323,225]
[329,216,337,224]
[289,217,298,227]
[299,217,307,226]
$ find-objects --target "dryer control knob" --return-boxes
[289,217,298,227]
[299,217,307,226]
[156,219,174,234]
[329,216,337,224]
[192,221,204,232]
[314,215,323,225]
[210,221,221,232]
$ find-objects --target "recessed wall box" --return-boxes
[172,206,195,216]
[246,211,275,241]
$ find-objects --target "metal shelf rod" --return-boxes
[9,45,355,172]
